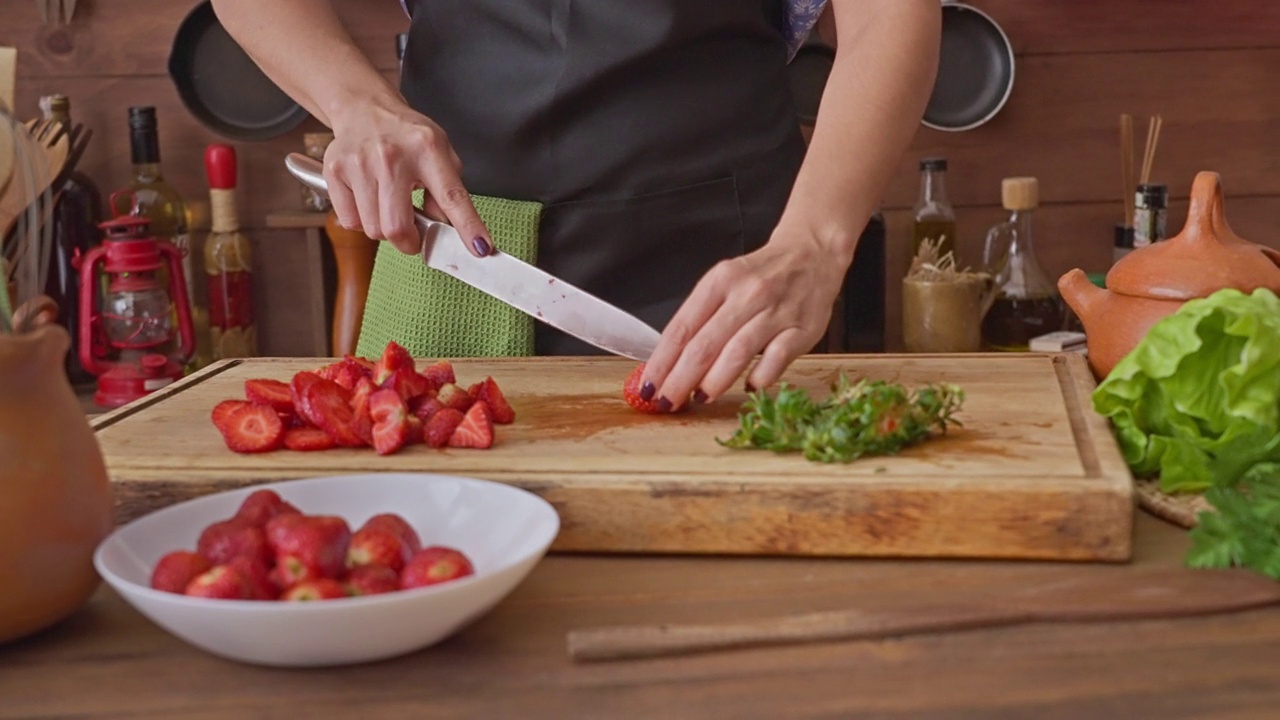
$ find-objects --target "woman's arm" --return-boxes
[210,0,493,257]
[642,0,940,409]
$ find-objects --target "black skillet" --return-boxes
[923,1,1015,131]
[168,1,309,141]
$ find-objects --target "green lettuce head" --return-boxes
[1091,287,1280,493]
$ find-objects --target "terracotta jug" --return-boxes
[1060,171,1280,379]
[0,297,114,644]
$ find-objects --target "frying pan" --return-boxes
[922,1,1015,131]
[168,1,308,141]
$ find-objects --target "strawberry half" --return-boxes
[368,388,409,456]
[348,376,377,445]
[474,377,515,424]
[623,363,662,413]
[424,407,465,448]
[244,378,294,413]
[436,383,473,412]
[419,360,455,389]
[383,367,432,403]
[412,396,444,423]
[217,404,286,453]
[283,427,336,451]
[448,401,495,449]
[373,341,414,386]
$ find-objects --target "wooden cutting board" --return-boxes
[91,353,1134,561]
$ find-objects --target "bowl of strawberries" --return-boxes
[93,473,559,667]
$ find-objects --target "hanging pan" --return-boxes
[922,1,1015,131]
[168,1,308,141]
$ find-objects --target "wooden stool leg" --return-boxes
[323,211,378,357]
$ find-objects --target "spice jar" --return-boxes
[301,133,334,212]
[1133,183,1168,248]
[902,238,995,353]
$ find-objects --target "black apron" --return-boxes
[400,0,806,355]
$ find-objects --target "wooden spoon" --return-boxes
[567,567,1280,662]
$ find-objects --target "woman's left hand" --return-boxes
[639,230,850,411]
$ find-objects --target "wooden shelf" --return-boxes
[266,210,329,230]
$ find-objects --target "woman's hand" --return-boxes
[324,100,494,258]
[639,229,850,411]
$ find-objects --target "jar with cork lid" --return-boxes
[980,177,1066,351]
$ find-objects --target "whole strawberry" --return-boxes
[151,551,212,594]
[281,578,348,602]
[229,556,278,600]
[184,564,256,600]
[233,489,301,528]
[197,519,272,569]
[345,564,400,597]
[360,513,422,554]
[347,526,414,571]
[266,514,352,585]
[400,546,475,589]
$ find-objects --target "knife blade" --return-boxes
[284,153,661,360]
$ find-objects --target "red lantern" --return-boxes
[76,192,196,408]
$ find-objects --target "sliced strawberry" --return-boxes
[212,399,251,433]
[467,381,483,400]
[623,363,662,413]
[298,376,365,448]
[424,408,465,448]
[369,389,409,456]
[342,354,376,378]
[475,377,515,424]
[405,415,424,445]
[419,360,455,389]
[284,427,337,451]
[290,372,326,424]
[412,396,444,422]
[333,364,360,391]
[436,382,473,412]
[373,341,414,385]
[217,404,285,453]
[314,361,345,383]
[448,401,495,449]
[348,376,376,445]
[383,367,432,403]
[244,378,294,413]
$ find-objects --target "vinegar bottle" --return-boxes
[203,145,257,359]
[980,177,1066,351]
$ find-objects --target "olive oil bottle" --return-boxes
[912,157,956,259]
[981,177,1065,351]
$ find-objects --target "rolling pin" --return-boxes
[323,210,378,356]
[567,567,1280,662]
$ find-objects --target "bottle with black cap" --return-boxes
[126,106,199,365]
[1133,183,1168,248]
[912,157,956,260]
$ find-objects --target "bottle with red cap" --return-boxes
[203,144,257,360]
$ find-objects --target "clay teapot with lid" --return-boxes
[0,297,114,644]
[1060,171,1280,379]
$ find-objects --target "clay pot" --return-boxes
[0,298,114,644]
[1060,171,1280,379]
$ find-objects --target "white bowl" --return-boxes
[94,473,560,668]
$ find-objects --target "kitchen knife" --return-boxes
[284,153,661,361]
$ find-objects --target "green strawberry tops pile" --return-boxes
[1091,288,1280,580]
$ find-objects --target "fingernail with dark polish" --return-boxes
[640,382,656,401]
[744,382,757,393]
[693,389,709,404]
[656,397,673,413]
[472,236,493,256]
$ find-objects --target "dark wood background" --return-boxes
[7,0,1280,354]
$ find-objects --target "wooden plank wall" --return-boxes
[6,0,1279,355]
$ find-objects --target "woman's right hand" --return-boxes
[324,100,494,257]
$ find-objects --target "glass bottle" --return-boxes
[126,106,206,369]
[203,144,258,360]
[39,94,102,387]
[1133,183,1168,249]
[981,177,1066,351]
[911,157,957,260]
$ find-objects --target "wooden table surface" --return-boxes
[2,512,1278,719]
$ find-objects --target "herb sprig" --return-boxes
[718,375,965,463]
[1187,462,1280,581]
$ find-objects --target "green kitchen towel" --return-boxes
[356,190,542,358]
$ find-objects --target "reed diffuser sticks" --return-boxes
[1119,112,1163,225]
